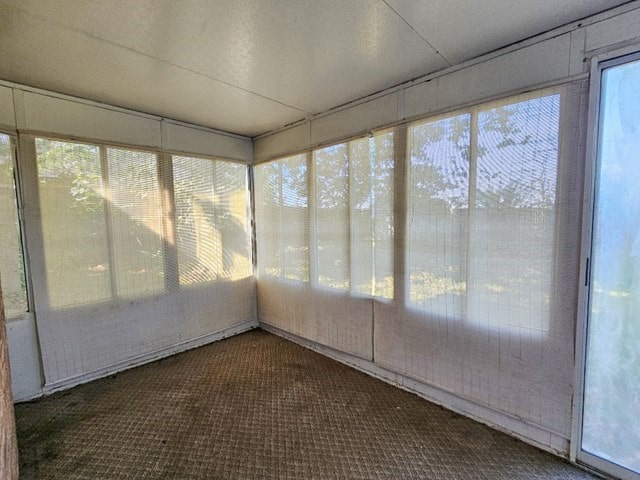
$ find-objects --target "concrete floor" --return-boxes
[15,329,597,479]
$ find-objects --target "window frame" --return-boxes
[171,152,253,285]
[254,153,311,283]
[0,130,32,320]
[33,136,169,307]
[571,46,640,480]
[25,134,253,311]
[405,86,565,333]
[255,129,395,300]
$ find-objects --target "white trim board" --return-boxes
[261,322,570,457]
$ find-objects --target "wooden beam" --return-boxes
[0,279,18,479]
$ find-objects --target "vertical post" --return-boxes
[465,109,479,320]
[157,153,179,292]
[248,165,257,275]
[278,160,285,276]
[0,279,19,480]
[393,125,407,305]
[100,146,118,298]
[18,136,50,313]
[307,152,317,287]
[347,142,355,294]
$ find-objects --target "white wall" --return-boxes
[0,86,15,130]
[11,87,253,162]
[253,3,640,458]
[6,314,42,402]
[1,82,256,400]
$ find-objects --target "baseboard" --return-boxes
[13,388,45,403]
[36,321,259,398]
[261,322,570,458]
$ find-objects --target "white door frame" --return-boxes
[571,44,640,480]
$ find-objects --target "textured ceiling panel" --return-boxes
[0,4,304,136]
[384,0,628,64]
[2,0,447,114]
[0,0,628,136]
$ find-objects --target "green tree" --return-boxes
[36,139,104,214]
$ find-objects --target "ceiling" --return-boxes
[0,0,628,137]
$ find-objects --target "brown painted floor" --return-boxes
[15,329,597,479]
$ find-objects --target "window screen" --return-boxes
[254,154,309,282]
[0,134,28,317]
[254,130,394,297]
[349,132,394,298]
[408,92,560,331]
[36,138,112,308]
[312,131,394,297]
[469,94,559,330]
[107,147,165,298]
[36,139,168,307]
[314,144,350,290]
[173,155,251,284]
[408,114,469,316]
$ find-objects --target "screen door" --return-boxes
[581,53,640,480]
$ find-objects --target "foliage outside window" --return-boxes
[36,139,165,308]
[255,130,394,300]
[35,138,251,309]
[254,154,309,282]
[408,92,560,331]
[173,155,251,284]
[313,131,394,298]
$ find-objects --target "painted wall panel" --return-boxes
[7,315,43,401]
[584,7,640,52]
[21,91,162,148]
[38,277,256,387]
[310,92,398,147]
[257,278,373,360]
[254,123,311,163]
[0,86,15,129]
[163,121,252,162]
[374,303,575,438]
[569,29,588,76]
[405,35,571,120]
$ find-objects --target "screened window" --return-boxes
[313,130,394,298]
[408,113,470,317]
[173,155,251,284]
[0,134,28,317]
[254,154,309,282]
[36,139,165,308]
[255,129,394,300]
[314,144,350,290]
[408,92,561,331]
[469,94,559,331]
[350,132,394,297]
[37,139,112,308]
[107,147,165,298]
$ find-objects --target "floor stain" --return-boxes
[16,329,597,479]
